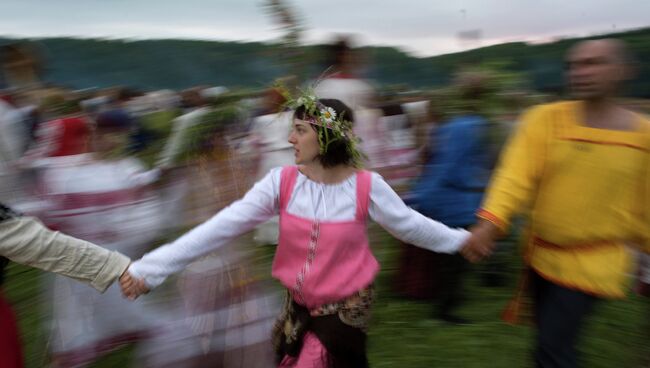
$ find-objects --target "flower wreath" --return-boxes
[276,84,365,168]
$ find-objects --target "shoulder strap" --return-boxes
[355,170,372,221]
[279,166,299,211]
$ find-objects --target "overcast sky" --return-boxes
[0,0,648,57]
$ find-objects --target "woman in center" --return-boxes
[123,96,476,367]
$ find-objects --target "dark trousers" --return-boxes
[435,253,467,317]
[531,271,598,368]
[433,222,471,318]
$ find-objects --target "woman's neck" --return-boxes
[300,163,355,184]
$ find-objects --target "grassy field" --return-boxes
[5,229,649,367]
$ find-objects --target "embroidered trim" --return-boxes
[558,137,650,153]
[532,235,619,251]
[293,221,320,304]
[476,208,507,231]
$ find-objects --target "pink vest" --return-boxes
[271,166,380,309]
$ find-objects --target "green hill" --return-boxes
[1,27,649,96]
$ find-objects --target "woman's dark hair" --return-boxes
[294,98,355,168]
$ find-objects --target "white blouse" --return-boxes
[130,167,469,288]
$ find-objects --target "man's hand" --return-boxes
[459,220,501,263]
[119,269,149,300]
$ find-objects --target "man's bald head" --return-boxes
[566,38,634,100]
[569,39,634,65]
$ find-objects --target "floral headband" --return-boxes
[296,95,346,133]
[276,84,365,168]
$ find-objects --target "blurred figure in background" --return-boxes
[0,93,28,158]
[314,36,384,169]
[0,92,30,204]
[157,87,223,170]
[141,92,278,368]
[20,94,90,168]
[375,100,419,189]
[248,86,294,246]
[314,36,374,112]
[400,72,494,324]
[108,87,152,154]
[36,108,167,367]
[467,39,650,367]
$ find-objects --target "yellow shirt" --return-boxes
[479,101,650,298]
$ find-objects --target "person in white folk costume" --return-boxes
[35,109,169,367]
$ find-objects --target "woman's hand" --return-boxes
[119,269,150,300]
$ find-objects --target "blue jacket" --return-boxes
[409,115,492,227]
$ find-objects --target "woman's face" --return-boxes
[288,118,320,165]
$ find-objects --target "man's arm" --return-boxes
[461,106,550,261]
[0,216,130,292]
[460,219,504,262]
[477,105,549,233]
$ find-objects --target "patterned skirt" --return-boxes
[273,286,374,368]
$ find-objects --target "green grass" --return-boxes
[5,229,649,367]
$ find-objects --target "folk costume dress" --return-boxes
[129,166,469,367]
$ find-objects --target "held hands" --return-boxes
[119,268,149,300]
[459,220,500,263]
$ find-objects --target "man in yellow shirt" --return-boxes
[462,39,650,367]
